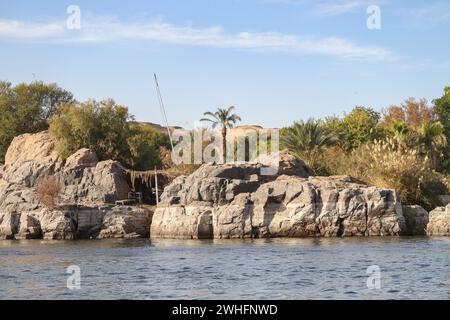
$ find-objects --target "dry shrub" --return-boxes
[36,176,61,209]
[329,139,447,210]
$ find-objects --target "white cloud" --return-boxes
[267,0,385,16]
[314,0,384,16]
[0,17,396,61]
[0,19,65,38]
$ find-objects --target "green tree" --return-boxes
[341,106,382,150]
[49,100,169,170]
[0,81,74,162]
[417,121,448,169]
[281,119,336,174]
[49,99,130,161]
[388,120,410,150]
[127,123,171,170]
[200,106,241,163]
[382,98,437,129]
[434,87,450,138]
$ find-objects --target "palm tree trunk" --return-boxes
[222,127,227,164]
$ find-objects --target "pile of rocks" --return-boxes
[0,131,152,240]
[1,131,449,240]
[151,156,410,239]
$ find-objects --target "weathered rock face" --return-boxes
[0,131,152,240]
[0,131,130,206]
[427,204,450,236]
[59,160,130,204]
[402,205,429,236]
[151,163,406,239]
[2,131,62,187]
[0,205,152,240]
[98,206,152,239]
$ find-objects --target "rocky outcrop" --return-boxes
[427,204,450,236]
[0,205,152,240]
[151,162,406,239]
[0,132,130,205]
[2,131,62,187]
[0,131,153,240]
[402,205,429,236]
[98,206,152,239]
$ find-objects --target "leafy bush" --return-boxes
[36,176,61,209]
[127,123,171,170]
[0,81,74,162]
[49,100,170,170]
[324,106,385,151]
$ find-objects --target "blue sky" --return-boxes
[0,0,449,128]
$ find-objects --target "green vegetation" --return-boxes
[49,100,170,170]
[200,106,241,163]
[1,79,449,208]
[280,119,336,175]
[280,97,450,210]
[0,81,74,162]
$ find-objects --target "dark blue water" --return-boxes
[0,237,449,300]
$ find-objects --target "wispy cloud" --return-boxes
[267,0,385,16]
[0,16,396,61]
[313,0,384,16]
[0,19,65,38]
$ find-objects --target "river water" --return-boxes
[0,237,449,300]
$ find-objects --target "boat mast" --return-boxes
[154,73,175,153]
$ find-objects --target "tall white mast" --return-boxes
[154,73,175,153]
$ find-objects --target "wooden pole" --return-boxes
[155,166,159,207]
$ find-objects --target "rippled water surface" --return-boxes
[0,237,449,300]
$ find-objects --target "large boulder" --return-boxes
[59,160,130,204]
[151,163,406,239]
[402,205,429,236]
[427,204,450,236]
[0,211,20,239]
[2,131,62,187]
[98,206,152,239]
[15,212,42,239]
[65,148,98,169]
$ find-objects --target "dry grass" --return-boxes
[36,176,61,209]
[328,139,447,210]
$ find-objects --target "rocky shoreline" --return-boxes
[1,131,449,240]
[0,132,152,240]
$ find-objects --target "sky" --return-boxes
[0,0,449,128]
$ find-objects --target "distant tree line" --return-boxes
[280,89,450,210]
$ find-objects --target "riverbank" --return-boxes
[1,131,449,240]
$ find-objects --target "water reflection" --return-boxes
[0,237,449,300]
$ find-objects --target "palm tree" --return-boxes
[200,106,241,163]
[281,119,336,172]
[389,120,409,150]
[417,121,448,168]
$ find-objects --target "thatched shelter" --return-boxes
[125,169,174,204]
